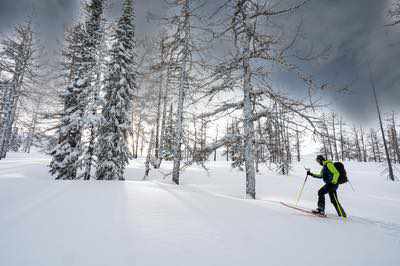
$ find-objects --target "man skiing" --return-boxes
[307,155,347,217]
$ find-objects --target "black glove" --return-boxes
[306,170,313,177]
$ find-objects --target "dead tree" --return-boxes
[370,64,395,181]
[201,0,326,197]
[23,97,41,153]
[388,112,400,164]
[295,126,301,162]
[368,128,381,162]
[0,23,38,159]
[359,127,368,162]
[214,127,218,161]
[331,112,339,161]
[171,0,192,185]
[353,126,362,162]
[339,116,345,161]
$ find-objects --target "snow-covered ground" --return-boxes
[1,152,399,266]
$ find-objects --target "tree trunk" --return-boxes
[331,113,339,161]
[0,86,19,159]
[172,0,190,185]
[339,116,345,161]
[353,127,362,162]
[390,112,400,164]
[370,65,395,181]
[359,127,367,162]
[296,126,301,162]
[242,47,256,198]
[144,129,155,179]
[214,127,218,161]
[156,77,168,167]
[225,121,229,161]
[135,112,142,158]
[154,78,162,162]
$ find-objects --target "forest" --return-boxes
[0,0,399,193]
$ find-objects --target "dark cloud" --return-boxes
[258,0,399,125]
[296,0,400,125]
[0,0,399,126]
[0,0,77,49]
[0,0,166,49]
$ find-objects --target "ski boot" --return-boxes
[311,208,325,216]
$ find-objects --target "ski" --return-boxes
[280,202,327,218]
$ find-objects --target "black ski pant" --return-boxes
[318,183,347,217]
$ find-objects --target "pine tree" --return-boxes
[81,0,105,180]
[96,0,136,180]
[50,24,88,180]
[387,0,400,26]
[50,0,105,180]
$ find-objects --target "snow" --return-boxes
[1,152,399,266]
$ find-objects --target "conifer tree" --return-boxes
[96,0,136,180]
[50,24,88,180]
[51,0,105,180]
[387,0,400,26]
[81,0,105,180]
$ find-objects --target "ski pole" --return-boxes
[348,180,356,192]
[296,171,309,205]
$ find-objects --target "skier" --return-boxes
[307,155,347,217]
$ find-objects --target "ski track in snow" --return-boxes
[151,179,400,250]
[0,152,399,266]
[0,182,72,226]
[166,181,400,239]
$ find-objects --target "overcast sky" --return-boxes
[0,0,399,126]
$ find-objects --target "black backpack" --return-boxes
[334,162,348,184]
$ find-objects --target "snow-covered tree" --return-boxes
[22,96,41,153]
[387,112,400,164]
[387,0,400,26]
[370,65,395,181]
[0,22,38,159]
[96,0,136,180]
[163,103,175,160]
[81,0,105,180]
[227,120,244,170]
[200,0,324,198]
[144,129,155,179]
[171,0,192,185]
[50,0,106,180]
[368,128,382,162]
[50,24,88,180]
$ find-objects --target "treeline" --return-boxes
[318,112,400,165]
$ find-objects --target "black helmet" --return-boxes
[316,155,325,164]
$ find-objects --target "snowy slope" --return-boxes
[0,152,399,266]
